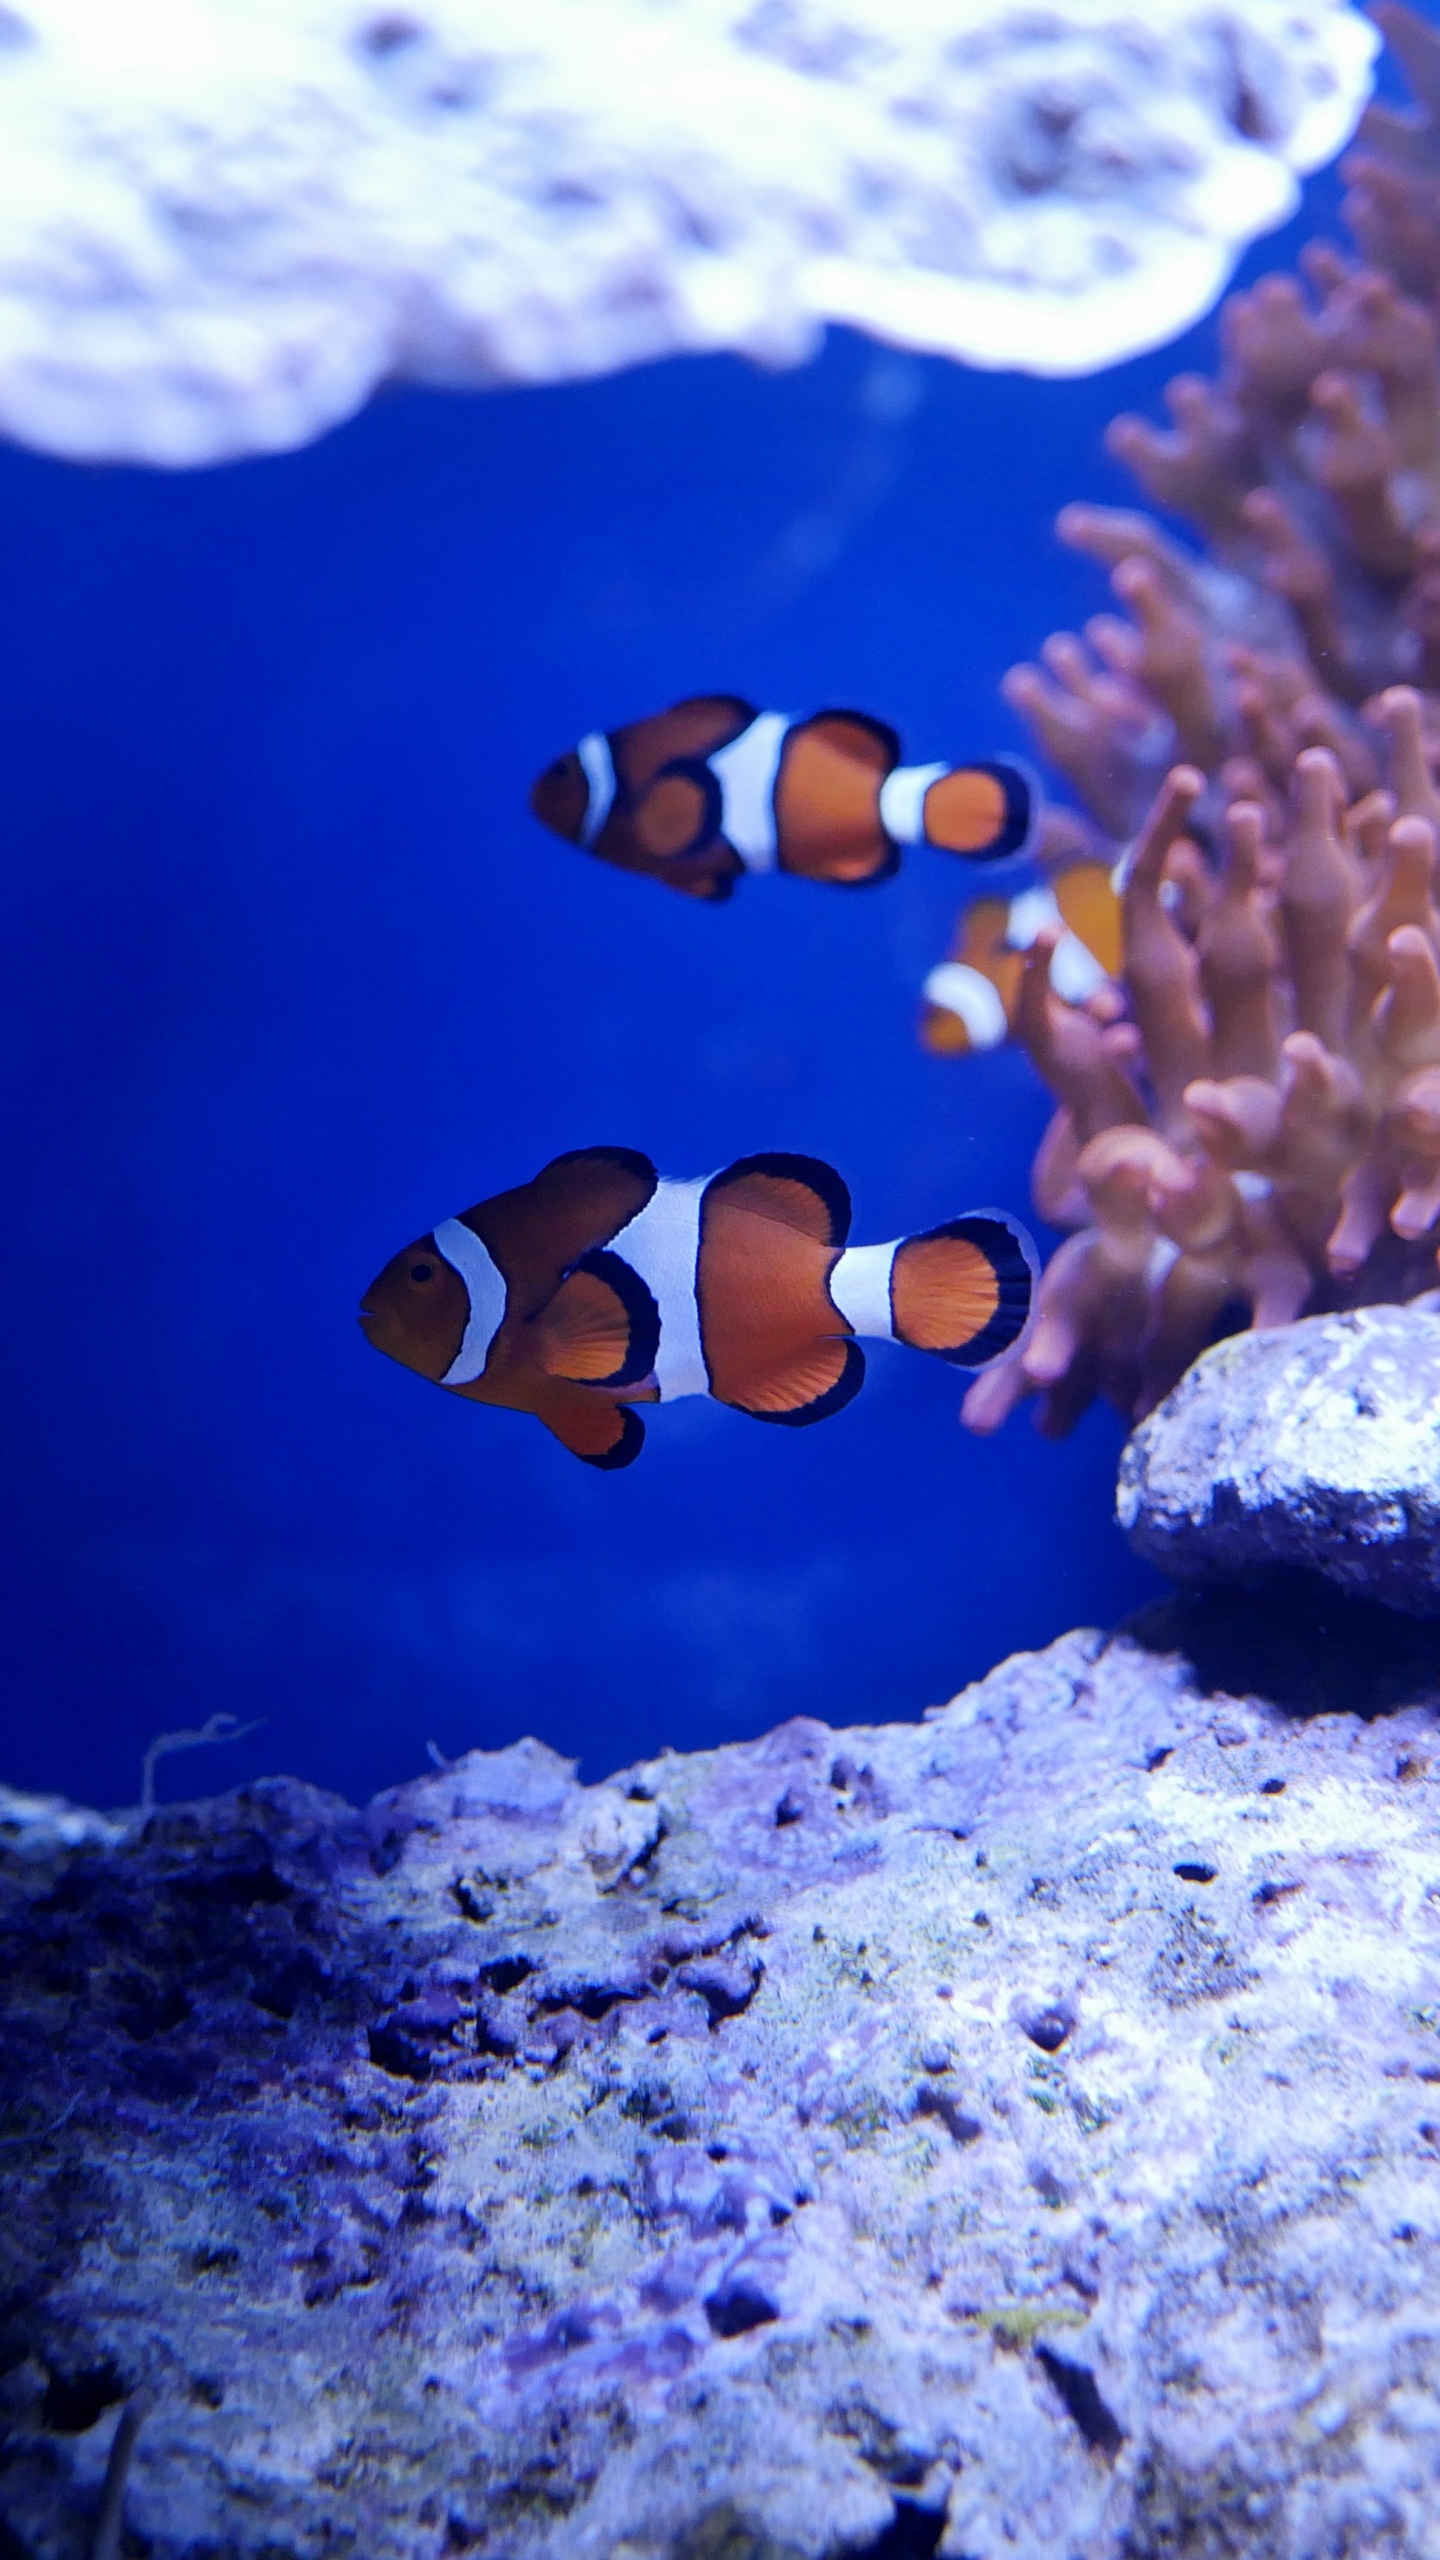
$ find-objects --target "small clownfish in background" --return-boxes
[361,1146,1036,1468]
[920,858,1124,1057]
[531,695,1038,900]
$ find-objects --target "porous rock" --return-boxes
[6,1608,1440,2553]
[0,0,1376,465]
[1118,1303,1440,1616]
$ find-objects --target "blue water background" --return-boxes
[0,170,1364,1811]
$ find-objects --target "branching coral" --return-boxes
[946,2,1440,1440]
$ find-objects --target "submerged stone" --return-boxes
[1118,1304,1440,1615]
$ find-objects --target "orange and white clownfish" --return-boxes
[360,1146,1036,1467]
[531,696,1038,901]
[920,861,1124,1056]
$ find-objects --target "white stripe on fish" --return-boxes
[610,1175,712,1399]
[434,1217,509,1385]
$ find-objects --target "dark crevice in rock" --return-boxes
[704,2283,779,2339]
[477,1955,534,1996]
[913,2084,982,2146]
[40,2360,124,2433]
[686,1963,763,2029]
[1022,2007,1072,2053]
[535,1982,647,2023]
[851,2500,945,2558]
[1035,2346,1124,2457]
[1123,1580,1440,1722]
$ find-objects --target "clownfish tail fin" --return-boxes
[891,1212,1037,1368]
[893,756,1040,866]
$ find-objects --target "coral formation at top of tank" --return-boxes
[0,0,1379,465]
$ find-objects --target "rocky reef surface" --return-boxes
[6,1604,1440,2557]
[1120,1300,1440,1613]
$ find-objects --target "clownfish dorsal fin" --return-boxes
[703,1150,851,1244]
[697,1153,863,1424]
[773,714,897,886]
[472,1148,658,1324]
[533,1249,659,1387]
[890,1214,1037,1368]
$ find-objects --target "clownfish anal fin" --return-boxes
[738,1335,866,1426]
[531,1382,649,1467]
[579,1405,647,1469]
[534,1249,659,1387]
[892,1215,1036,1368]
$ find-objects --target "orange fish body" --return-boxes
[361,1147,1036,1467]
[920,860,1124,1056]
[531,697,1037,900]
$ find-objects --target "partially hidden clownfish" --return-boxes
[361,1147,1036,1468]
[920,862,1124,1056]
[531,696,1037,900]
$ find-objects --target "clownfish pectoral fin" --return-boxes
[533,1249,659,1388]
[531,1381,648,1468]
[890,1214,1037,1368]
[915,759,1037,865]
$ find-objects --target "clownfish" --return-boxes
[920,861,1124,1056]
[531,696,1037,900]
[360,1146,1036,1468]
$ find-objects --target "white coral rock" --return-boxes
[0,0,1378,466]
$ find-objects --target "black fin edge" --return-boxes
[706,1151,853,1247]
[823,836,903,890]
[736,1337,867,1428]
[795,708,903,771]
[537,1146,659,1218]
[902,1213,1037,1368]
[577,1405,647,1469]
[572,1248,661,1387]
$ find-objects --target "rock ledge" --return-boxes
[5,1612,1440,2556]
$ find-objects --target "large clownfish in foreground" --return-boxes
[361,1148,1036,1467]
[531,696,1037,900]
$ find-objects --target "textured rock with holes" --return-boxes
[6,1605,1440,2555]
[1118,1303,1440,1616]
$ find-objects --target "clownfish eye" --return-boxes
[409,1260,435,1284]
